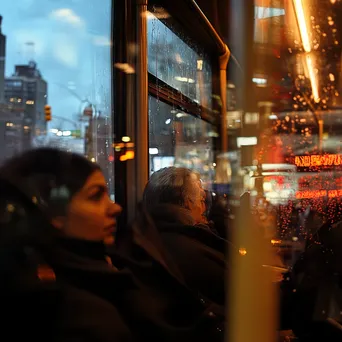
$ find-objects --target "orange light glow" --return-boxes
[238,248,247,256]
[305,54,320,103]
[293,0,311,52]
[37,265,56,282]
[119,151,135,161]
[293,0,320,102]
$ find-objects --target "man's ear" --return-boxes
[51,216,67,230]
[183,197,192,210]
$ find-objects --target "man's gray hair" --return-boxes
[143,167,200,211]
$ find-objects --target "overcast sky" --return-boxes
[1,0,112,130]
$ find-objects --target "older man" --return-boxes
[140,167,230,307]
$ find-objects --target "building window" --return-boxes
[7,81,22,87]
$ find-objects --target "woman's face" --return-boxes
[53,170,122,244]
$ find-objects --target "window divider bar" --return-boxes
[136,0,149,202]
[148,73,218,125]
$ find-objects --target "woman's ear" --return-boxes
[51,216,66,230]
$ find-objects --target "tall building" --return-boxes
[0,104,26,163]
[0,15,6,103]
[5,61,48,138]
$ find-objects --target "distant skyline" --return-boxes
[0,0,112,130]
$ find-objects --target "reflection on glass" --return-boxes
[0,1,113,194]
[254,5,286,45]
[148,96,214,187]
[230,0,342,270]
[147,9,212,108]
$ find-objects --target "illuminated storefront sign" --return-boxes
[294,154,342,167]
[296,189,342,199]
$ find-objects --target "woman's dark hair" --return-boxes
[0,148,100,216]
[0,154,67,332]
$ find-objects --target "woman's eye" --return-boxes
[89,191,103,201]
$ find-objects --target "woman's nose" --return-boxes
[108,201,122,216]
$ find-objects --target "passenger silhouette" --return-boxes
[0,148,225,342]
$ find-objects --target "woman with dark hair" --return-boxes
[0,148,224,342]
[0,175,62,341]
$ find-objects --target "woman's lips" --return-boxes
[105,224,116,233]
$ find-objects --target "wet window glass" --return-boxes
[148,96,215,187]
[0,1,114,195]
[147,8,212,108]
[227,0,342,267]
[254,5,286,44]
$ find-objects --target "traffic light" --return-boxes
[44,105,52,121]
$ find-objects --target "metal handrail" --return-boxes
[187,0,228,55]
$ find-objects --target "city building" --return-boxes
[0,103,28,164]
[0,17,46,163]
[0,15,6,103]
[5,61,48,139]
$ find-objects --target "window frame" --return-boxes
[113,0,227,224]
[148,74,217,125]
[147,1,223,125]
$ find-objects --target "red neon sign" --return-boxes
[296,190,327,199]
[295,154,342,167]
[296,189,342,199]
[328,190,342,198]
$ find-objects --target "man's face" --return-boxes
[187,173,207,224]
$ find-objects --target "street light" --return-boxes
[83,105,93,117]
[52,82,98,120]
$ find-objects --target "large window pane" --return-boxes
[149,96,215,187]
[226,0,342,273]
[0,1,114,194]
[147,8,212,109]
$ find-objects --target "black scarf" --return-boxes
[44,238,137,302]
